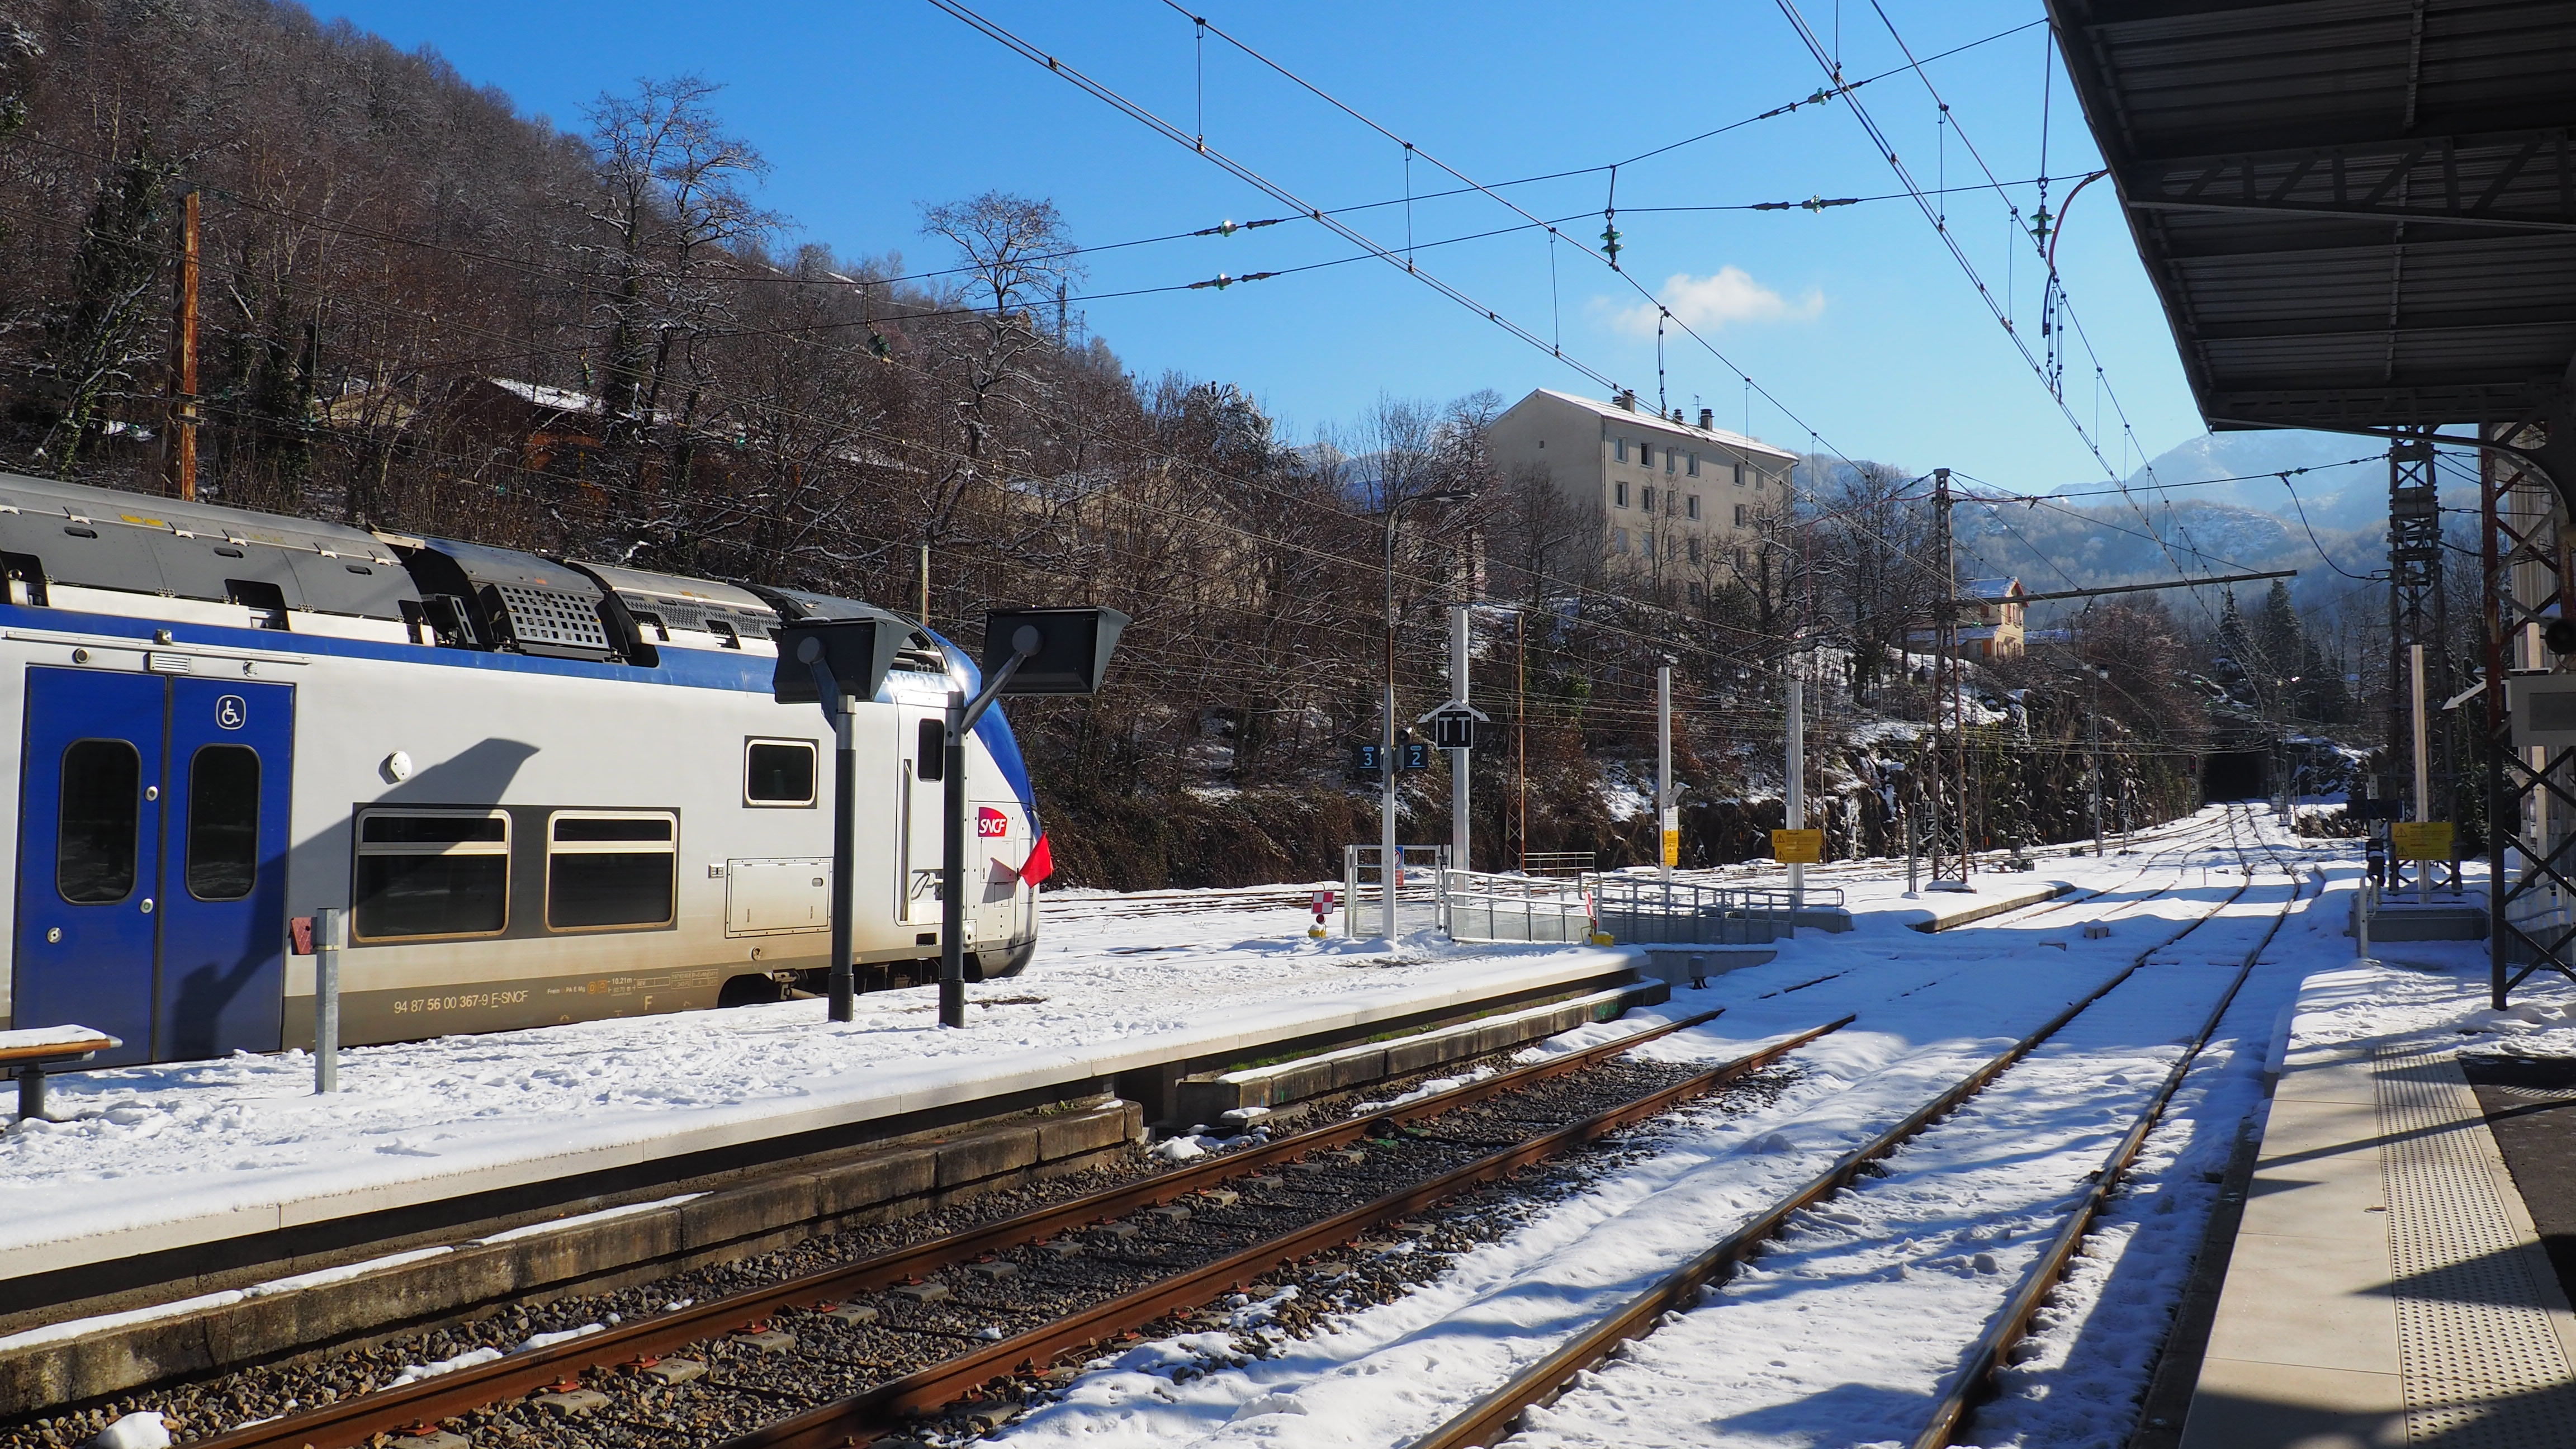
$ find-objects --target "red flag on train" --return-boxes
[1020,832,1055,887]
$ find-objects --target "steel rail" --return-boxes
[1972,810,2245,929]
[1910,825,2304,1445]
[721,1018,1852,1449]
[177,1001,1758,1449]
[1404,860,2264,1449]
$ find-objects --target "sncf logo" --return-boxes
[977,806,1010,839]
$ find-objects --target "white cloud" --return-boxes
[1608,266,1824,335]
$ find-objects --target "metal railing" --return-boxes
[1435,870,1597,944]
[1592,875,1802,945]
[1519,851,1598,878]
[1433,869,1840,946]
[1343,844,1452,938]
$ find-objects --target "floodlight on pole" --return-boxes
[772,618,904,1023]
[937,605,1130,1029]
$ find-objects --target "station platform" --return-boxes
[2176,966,2576,1446]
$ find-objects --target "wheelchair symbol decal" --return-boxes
[215,694,247,730]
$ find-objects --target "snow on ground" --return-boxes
[0,893,1580,1259]
[986,807,2372,1449]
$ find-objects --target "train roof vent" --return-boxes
[493,583,612,654]
[568,561,780,644]
[408,537,618,661]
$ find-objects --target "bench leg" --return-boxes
[15,1065,40,1123]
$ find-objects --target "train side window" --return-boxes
[546,811,677,930]
[58,739,141,903]
[353,810,509,940]
[186,745,261,901]
[745,739,816,807]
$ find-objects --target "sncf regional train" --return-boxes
[0,472,1047,1068]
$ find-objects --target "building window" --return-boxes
[1688,537,1702,564]
[546,811,678,931]
[1640,443,1652,468]
[354,810,509,941]
[745,738,817,807]
[1733,461,1748,487]
[1735,504,1751,526]
[1612,527,1630,553]
[1689,581,1705,604]
[1687,452,1700,477]
[1614,481,1629,508]
[1640,485,1655,512]
[1642,531,1655,557]
[1665,448,1677,475]
[1756,470,1767,491]
[1615,437,1628,462]
[1687,495,1701,520]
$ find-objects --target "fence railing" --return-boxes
[1434,870,1596,944]
[1519,851,1597,878]
[1343,844,1453,937]
[1433,869,1840,945]
[1592,875,1803,945]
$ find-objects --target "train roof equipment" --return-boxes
[0,469,419,628]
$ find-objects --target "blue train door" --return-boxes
[13,668,295,1065]
[156,678,294,1059]
[15,668,165,1066]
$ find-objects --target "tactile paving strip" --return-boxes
[2378,1046,2576,1443]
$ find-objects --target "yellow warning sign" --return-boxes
[2392,821,2454,861]
[1660,829,1680,868]
[1772,828,1825,865]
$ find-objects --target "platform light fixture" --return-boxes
[934,606,1130,1027]
[773,617,904,1022]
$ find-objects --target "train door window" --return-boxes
[916,718,946,781]
[745,739,817,807]
[58,740,141,903]
[546,811,677,930]
[186,745,261,901]
[354,810,509,940]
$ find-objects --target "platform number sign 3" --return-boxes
[215,694,248,730]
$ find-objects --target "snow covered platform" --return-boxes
[2179,949,2576,1446]
[0,922,1639,1302]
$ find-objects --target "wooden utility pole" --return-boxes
[168,188,200,501]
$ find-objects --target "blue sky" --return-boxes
[317,0,2212,491]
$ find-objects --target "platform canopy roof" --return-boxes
[2045,0,2576,436]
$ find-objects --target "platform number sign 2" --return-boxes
[215,694,248,730]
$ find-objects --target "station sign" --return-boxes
[2392,821,2454,861]
[1772,828,1825,865]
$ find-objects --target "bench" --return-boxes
[2,1026,120,1121]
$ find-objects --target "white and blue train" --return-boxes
[0,472,1048,1067]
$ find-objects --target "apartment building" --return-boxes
[1485,388,1800,600]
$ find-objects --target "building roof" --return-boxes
[1515,389,1800,462]
[1966,577,2024,601]
[2047,0,2576,434]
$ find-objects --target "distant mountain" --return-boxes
[2096,429,2476,532]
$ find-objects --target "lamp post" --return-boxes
[1382,485,1471,938]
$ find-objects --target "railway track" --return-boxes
[78,1009,1845,1449]
[1400,806,2303,1449]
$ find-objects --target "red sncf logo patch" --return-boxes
[977,807,1010,839]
